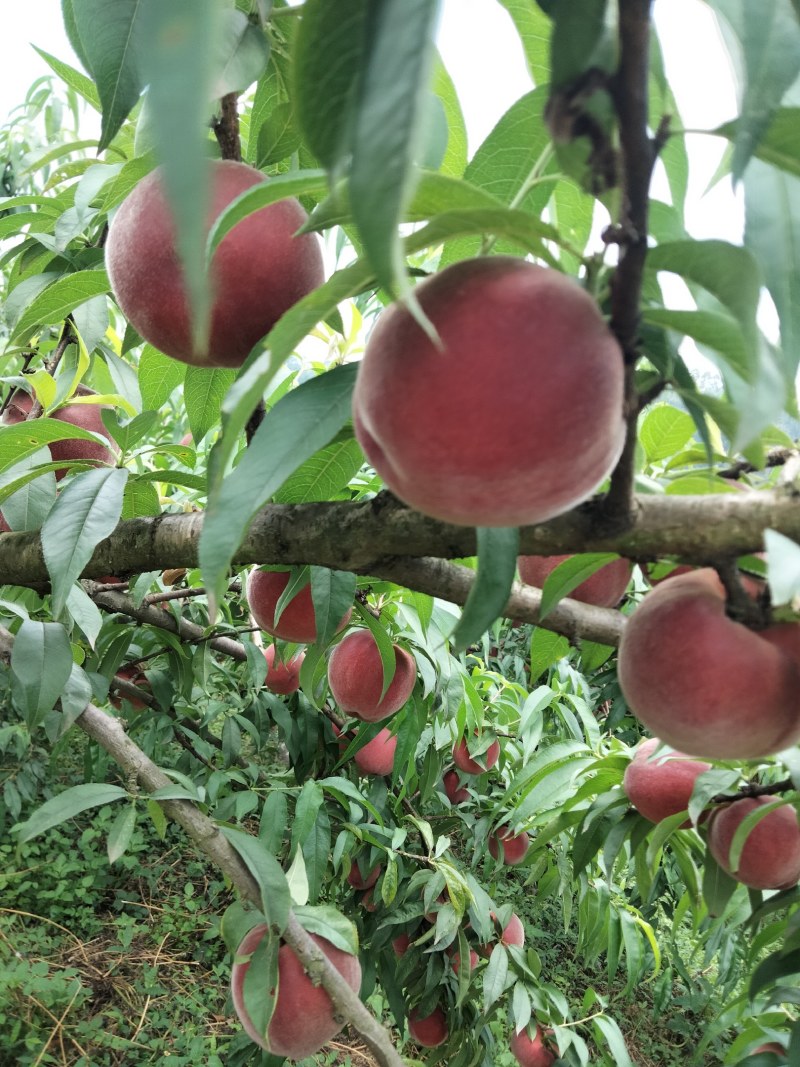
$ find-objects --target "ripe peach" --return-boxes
[263,644,305,695]
[488,828,530,865]
[480,911,525,955]
[110,666,150,711]
[752,1044,786,1058]
[707,796,800,890]
[246,568,352,644]
[443,769,470,804]
[518,553,632,608]
[408,1006,449,1048]
[450,948,479,975]
[230,924,361,1059]
[352,728,397,776]
[392,932,412,956]
[106,160,324,368]
[327,630,416,722]
[2,386,117,479]
[453,734,500,775]
[623,738,711,825]
[511,1024,556,1067]
[352,256,625,527]
[617,569,800,758]
[347,863,381,891]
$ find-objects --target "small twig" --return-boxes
[24,325,76,422]
[715,558,768,629]
[712,778,795,804]
[212,92,242,162]
[245,398,266,444]
[719,448,797,481]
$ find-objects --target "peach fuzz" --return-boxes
[263,644,305,695]
[510,1024,556,1067]
[352,256,625,527]
[617,568,800,759]
[353,728,397,776]
[106,160,324,368]
[2,386,117,480]
[247,568,352,643]
[327,629,416,722]
[453,735,500,775]
[488,828,531,865]
[622,738,711,825]
[408,1006,449,1048]
[518,553,632,608]
[230,924,361,1060]
[707,796,800,891]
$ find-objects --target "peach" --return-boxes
[480,911,525,955]
[622,738,711,825]
[707,796,800,890]
[0,511,9,533]
[106,160,324,368]
[617,569,800,758]
[408,1006,449,1048]
[247,568,352,644]
[510,1025,556,1067]
[518,553,632,607]
[450,948,479,974]
[327,630,416,722]
[453,734,500,775]
[352,728,397,776]
[347,863,381,891]
[352,256,625,527]
[110,666,150,711]
[230,924,361,1059]
[392,932,412,956]
[2,386,117,479]
[488,828,530,865]
[443,769,470,804]
[263,644,305,695]
[752,1044,786,1058]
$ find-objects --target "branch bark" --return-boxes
[0,625,405,1067]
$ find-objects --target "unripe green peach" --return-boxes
[352,257,625,527]
[106,160,324,368]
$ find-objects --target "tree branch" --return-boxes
[212,93,242,162]
[0,625,405,1067]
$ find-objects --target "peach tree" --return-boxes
[1,0,800,1064]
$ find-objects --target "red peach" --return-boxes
[707,796,800,890]
[0,511,9,533]
[263,644,305,695]
[488,828,530,866]
[247,568,352,644]
[327,629,416,722]
[347,863,381,891]
[110,666,150,711]
[392,933,412,956]
[518,553,632,608]
[450,949,479,975]
[480,912,525,955]
[408,1006,449,1048]
[453,735,500,775]
[353,728,397,776]
[230,924,361,1059]
[618,569,800,758]
[752,1044,787,1058]
[443,769,470,804]
[510,1024,556,1067]
[352,257,625,527]
[106,160,324,368]
[622,738,711,826]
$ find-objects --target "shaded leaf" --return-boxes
[13,783,128,843]
[451,527,519,652]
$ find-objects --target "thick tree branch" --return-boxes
[0,626,405,1067]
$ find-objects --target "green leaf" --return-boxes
[41,468,129,618]
[0,421,98,478]
[349,0,439,297]
[184,367,236,446]
[292,0,368,169]
[10,620,74,728]
[138,345,186,412]
[273,437,363,505]
[711,0,800,180]
[592,1015,634,1067]
[539,554,621,620]
[212,9,270,98]
[219,827,291,933]
[13,783,128,843]
[72,0,145,151]
[431,55,468,177]
[638,403,696,464]
[529,627,569,681]
[702,849,739,917]
[749,948,800,999]
[744,158,800,383]
[201,364,357,612]
[259,790,288,854]
[0,450,57,532]
[549,0,611,89]
[718,108,800,178]
[482,942,509,1011]
[61,0,94,75]
[641,308,753,384]
[291,905,360,956]
[310,568,357,650]
[107,803,137,864]
[136,0,218,355]
[497,0,550,85]
[121,478,162,519]
[32,46,101,109]
[646,239,760,381]
[451,527,519,652]
[10,270,110,346]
